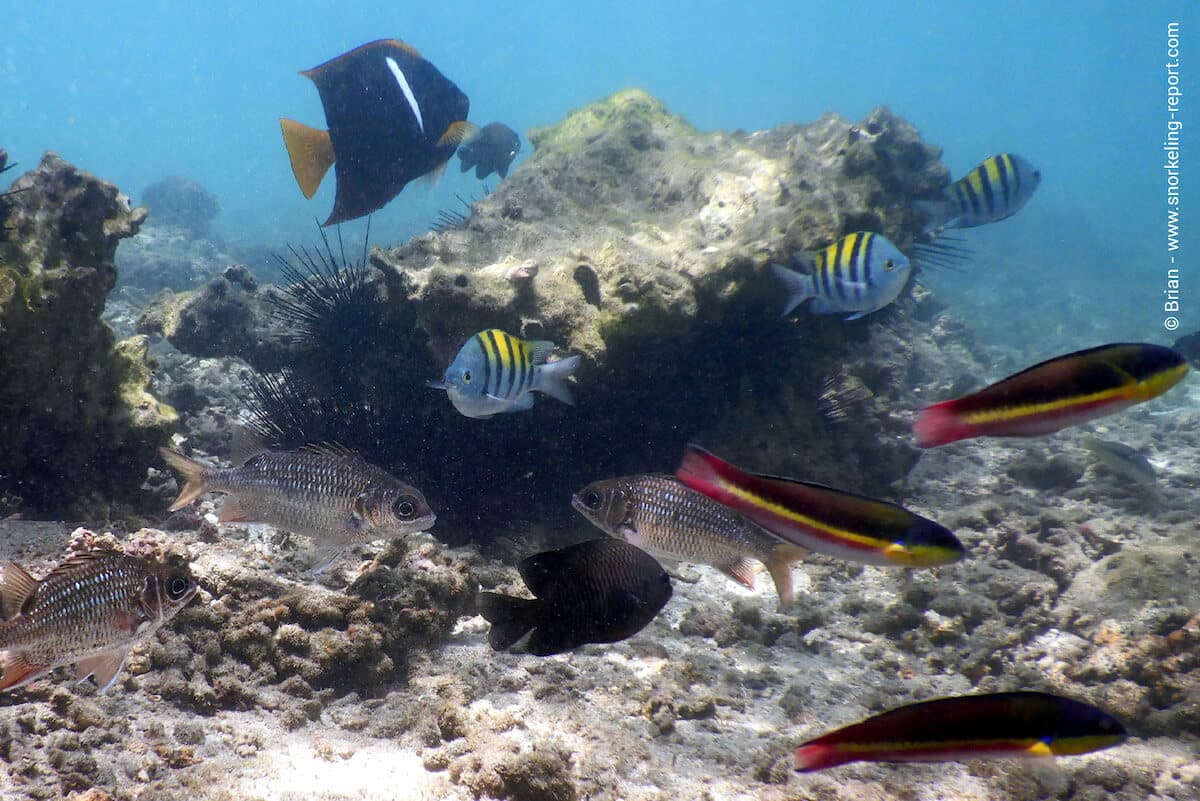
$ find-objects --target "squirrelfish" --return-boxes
[676,445,963,567]
[913,343,1190,448]
[0,551,197,692]
[793,691,1126,772]
[476,538,672,656]
[159,445,435,567]
[916,153,1041,233]
[771,231,912,320]
[432,328,581,419]
[572,475,807,605]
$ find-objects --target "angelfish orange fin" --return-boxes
[719,557,758,590]
[158,448,211,511]
[437,121,477,148]
[0,562,38,619]
[0,650,49,691]
[75,647,130,692]
[280,118,336,199]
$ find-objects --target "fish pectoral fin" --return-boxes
[437,121,477,148]
[719,558,758,590]
[0,650,49,691]
[75,646,130,692]
[0,562,39,619]
[280,118,335,200]
[217,496,248,523]
[426,380,448,391]
[307,545,348,575]
[843,311,871,321]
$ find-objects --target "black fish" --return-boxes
[457,122,520,180]
[280,39,471,226]
[476,539,672,656]
[1173,329,1200,368]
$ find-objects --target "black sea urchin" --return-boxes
[430,186,490,233]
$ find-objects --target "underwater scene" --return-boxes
[1,2,1198,799]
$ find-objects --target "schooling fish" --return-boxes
[916,153,1042,233]
[771,231,912,320]
[913,343,1190,448]
[457,122,521,180]
[0,551,197,692]
[159,445,435,567]
[676,445,963,567]
[793,691,1127,772]
[476,538,672,656]
[280,39,472,225]
[572,475,807,605]
[431,328,581,419]
[1080,435,1157,487]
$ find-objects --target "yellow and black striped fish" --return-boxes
[771,231,912,320]
[918,153,1041,232]
[433,328,581,419]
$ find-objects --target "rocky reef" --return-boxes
[141,89,979,544]
[0,153,175,517]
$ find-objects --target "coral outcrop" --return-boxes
[0,153,176,517]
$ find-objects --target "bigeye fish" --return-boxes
[457,122,521,180]
[916,153,1041,233]
[913,343,1191,448]
[0,551,198,692]
[476,538,672,656]
[675,445,964,568]
[280,39,473,226]
[431,328,581,419]
[572,475,807,606]
[771,231,912,320]
[794,691,1126,772]
[159,445,435,568]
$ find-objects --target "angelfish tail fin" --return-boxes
[280,118,335,199]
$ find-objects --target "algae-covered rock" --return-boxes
[0,153,176,516]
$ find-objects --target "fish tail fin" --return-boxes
[764,544,809,607]
[476,592,539,651]
[0,650,48,692]
[912,401,972,448]
[534,355,582,406]
[158,448,210,511]
[770,263,815,317]
[912,199,953,234]
[280,118,335,199]
[793,743,847,773]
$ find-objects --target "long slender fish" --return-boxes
[794,691,1127,772]
[0,551,197,692]
[914,343,1190,448]
[675,445,963,567]
[159,446,435,566]
[1080,435,1157,487]
[572,475,807,605]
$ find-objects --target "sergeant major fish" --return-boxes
[771,231,912,320]
[431,328,581,419]
[0,551,197,692]
[572,475,807,605]
[159,445,435,568]
[915,153,1041,233]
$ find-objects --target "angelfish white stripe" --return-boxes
[385,56,424,134]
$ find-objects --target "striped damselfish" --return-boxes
[675,445,963,568]
[432,328,581,419]
[916,153,1041,233]
[793,691,1127,772]
[913,342,1190,448]
[771,231,912,320]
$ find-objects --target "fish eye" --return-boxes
[167,574,191,601]
[463,370,472,384]
[393,496,418,518]
[583,491,602,510]
[884,259,895,271]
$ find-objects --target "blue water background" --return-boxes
[1,1,1194,346]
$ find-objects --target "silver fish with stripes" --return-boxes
[916,153,1041,232]
[771,231,912,320]
[432,328,582,419]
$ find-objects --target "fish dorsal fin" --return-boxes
[518,549,565,597]
[229,425,269,465]
[719,558,757,590]
[299,441,361,460]
[384,38,422,60]
[437,121,477,148]
[791,250,817,272]
[75,646,130,691]
[526,340,556,366]
[280,119,335,200]
[0,562,38,619]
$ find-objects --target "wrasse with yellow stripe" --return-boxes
[675,445,963,567]
[793,691,1127,772]
[916,153,1041,233]
[914,342,1190,448]
[432,329,581,419]
[772,231,912,320]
